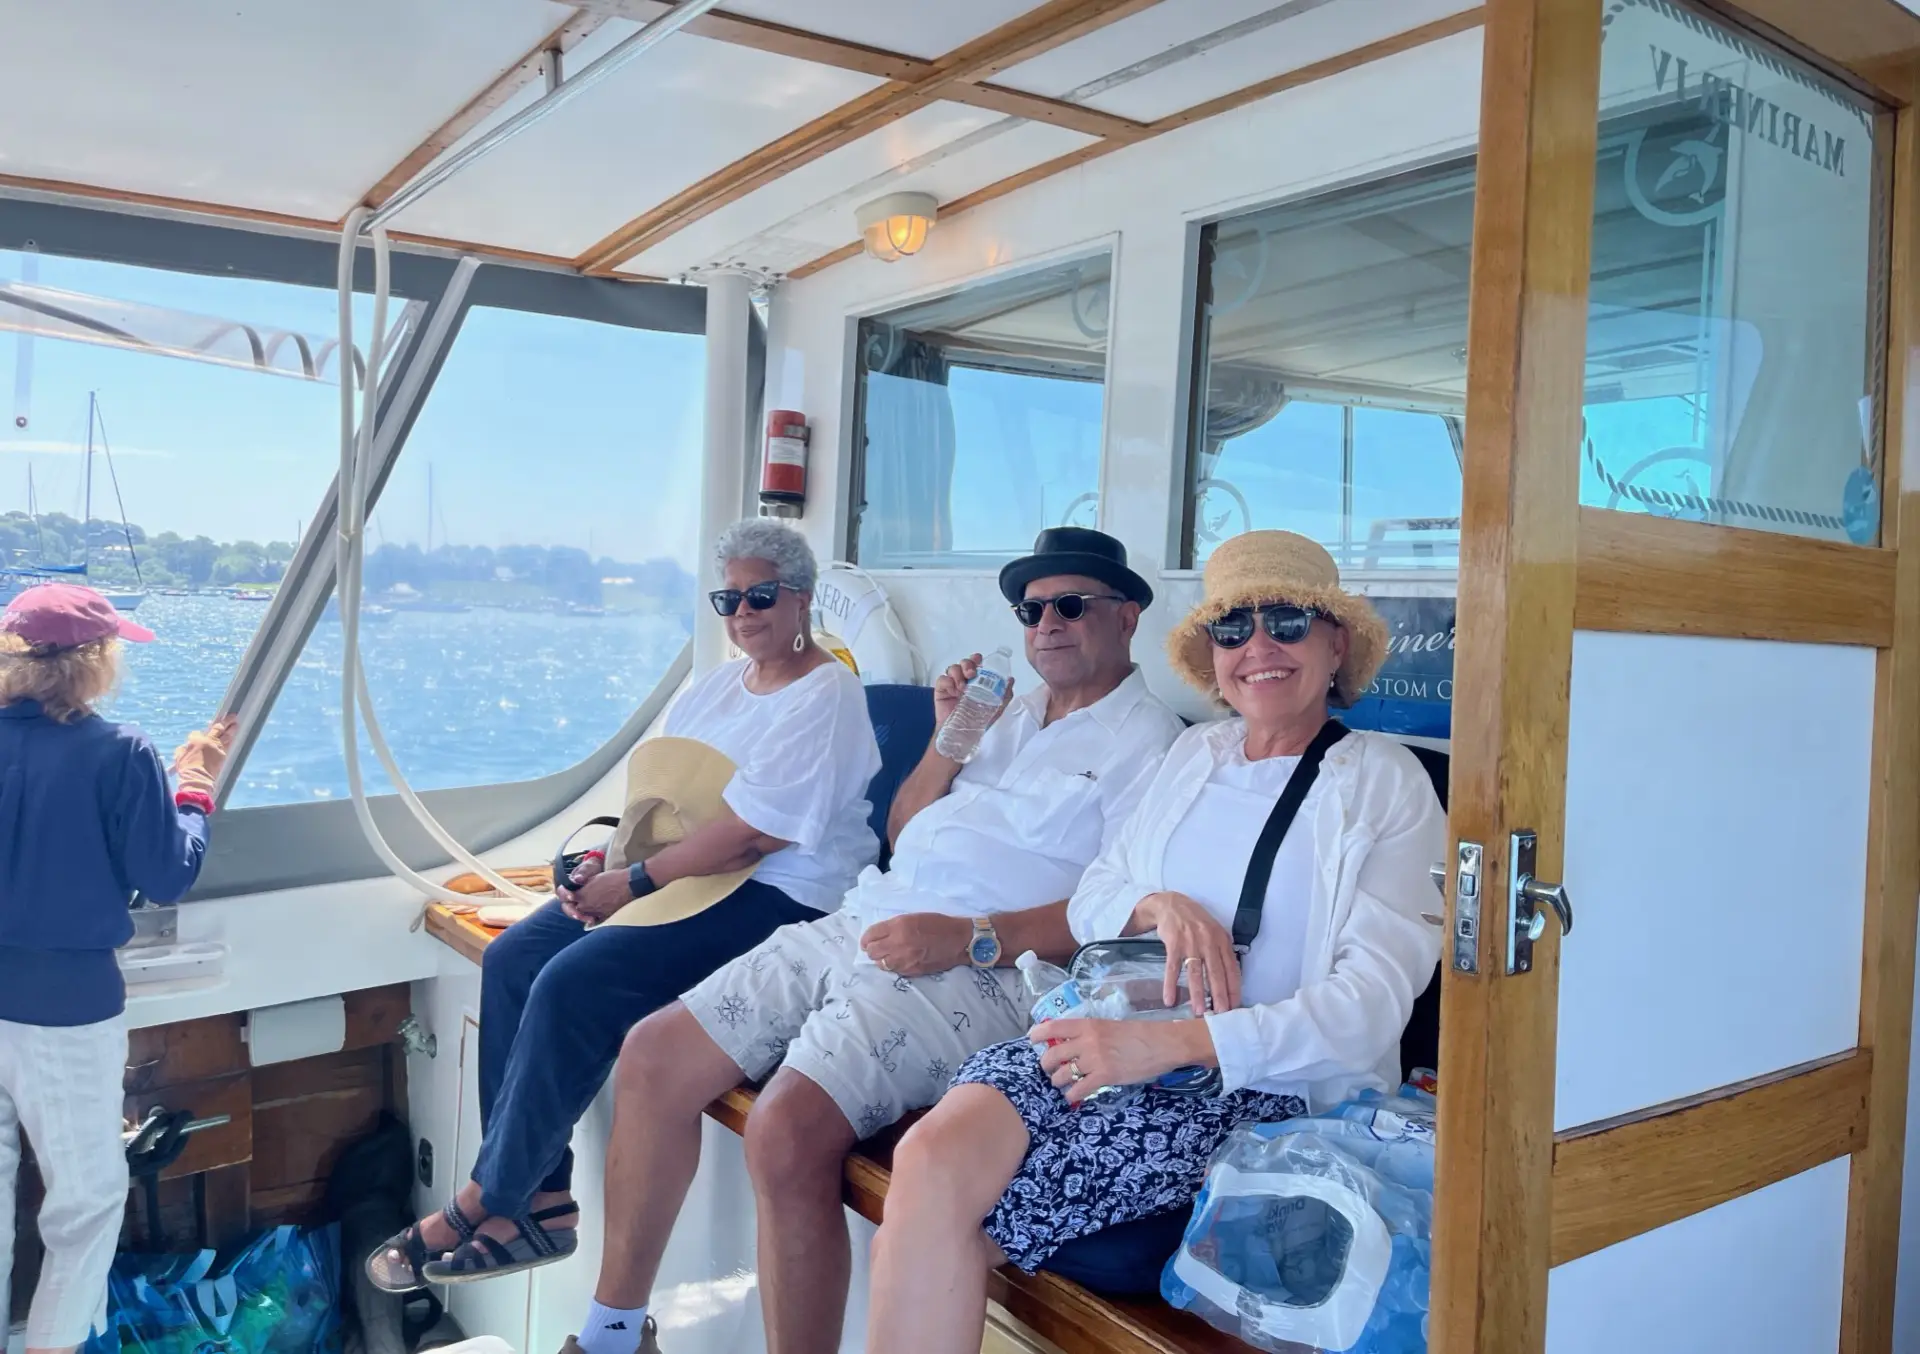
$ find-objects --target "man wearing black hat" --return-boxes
[558,529,1181,1354]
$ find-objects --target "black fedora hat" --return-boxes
[998,528,1153,608]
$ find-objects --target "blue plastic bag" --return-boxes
[83,1224,342,1354]
[1162,1085,1435,1354]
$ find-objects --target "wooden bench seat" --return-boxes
[422,903,1255,1354]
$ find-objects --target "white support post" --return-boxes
[697,269,753,676]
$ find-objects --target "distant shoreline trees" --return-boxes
[0,511,694,606]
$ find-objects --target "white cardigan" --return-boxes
[1066,720,1447,1110]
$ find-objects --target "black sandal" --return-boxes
[421,1204,580,1285]
[366,1200,479,1294]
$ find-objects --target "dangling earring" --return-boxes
[793,630,807,654]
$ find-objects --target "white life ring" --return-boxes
[812,563,919,684]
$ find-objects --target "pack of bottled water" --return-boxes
[1162,1083,1438,1353]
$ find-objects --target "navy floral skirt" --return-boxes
[953,1036,1305,1272]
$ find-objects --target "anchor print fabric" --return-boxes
[683,909,1029,1138]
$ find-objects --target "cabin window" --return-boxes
[848,253,1111,569]
[1584,0,1889,546]
[233,304,702,807]
[1181,166,1474,570]
[1181,6,1889,567]
[0,241,412,756]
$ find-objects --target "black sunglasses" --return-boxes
[1011,592,1127,627]
[1205,604,1324,648]
[708,581,796,616]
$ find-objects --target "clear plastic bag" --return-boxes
[1016,951,1205,1107]
[83,1224,342,1354]
[1162,1085,1436,1354]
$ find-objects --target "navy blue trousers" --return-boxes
[471,881,816,1217]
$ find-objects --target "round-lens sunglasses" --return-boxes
[1011,592,1126,627]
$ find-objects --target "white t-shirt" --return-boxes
[661,658,882,914]
[842,667,1185,929]
[1158,747,1321,1010]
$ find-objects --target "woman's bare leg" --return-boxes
[866,1085,1030,1354]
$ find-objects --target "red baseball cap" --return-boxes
[1,583,154,648]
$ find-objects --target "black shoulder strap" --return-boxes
[1231,720,1350,950]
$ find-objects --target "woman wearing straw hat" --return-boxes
[370,518,881,1295]
[0,583,235,1354]
[864,531,1447,1353]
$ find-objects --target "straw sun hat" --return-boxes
[597,736,759,928]
[1167,531,1389,707]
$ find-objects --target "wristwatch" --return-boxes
[968,917,1002,968]
[626,860,659,900]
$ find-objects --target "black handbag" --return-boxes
[1062,719,1350,1096]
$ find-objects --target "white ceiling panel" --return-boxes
[386,34,887,259]
[0,0,575,220]
[620,114,1095,277]
[612,100,1008,275]
[719,0,1054,61]
[996,0,1477,122]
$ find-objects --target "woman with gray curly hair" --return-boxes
[369,519,881,1295]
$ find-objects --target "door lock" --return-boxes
[1508,829,1573,975]
[1449,841,1483,975]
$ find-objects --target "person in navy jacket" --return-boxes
[0,584,234,1354]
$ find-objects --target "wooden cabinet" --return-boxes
[8,982,413,1327]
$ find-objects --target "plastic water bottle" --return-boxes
[934,646,1013,763]
[1016,950,1072,1005]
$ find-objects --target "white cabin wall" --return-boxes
[1558,631,1874,1130]
[763,29,1484,719]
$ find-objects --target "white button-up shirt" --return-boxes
[842,667,1184,929]
[1068,720,1446,1110]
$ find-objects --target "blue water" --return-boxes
[104,594,692,808]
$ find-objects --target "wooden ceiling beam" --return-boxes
[581,3,1146,137]
[787,8,1487,281]
[573,0,1168,274]
[358,7,611,212]
[955,82,1146,140]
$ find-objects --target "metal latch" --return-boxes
[1450,841,1483,975]
[1507,829,1574,975]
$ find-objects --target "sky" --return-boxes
[0,246,708,567]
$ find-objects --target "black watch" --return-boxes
[626,861,658,899]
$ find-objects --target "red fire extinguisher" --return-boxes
[760,410,809,518]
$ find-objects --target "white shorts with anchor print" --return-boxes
[683,909,1029,1139]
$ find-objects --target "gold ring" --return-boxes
[1069,1057,1086,1083]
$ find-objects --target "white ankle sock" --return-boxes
[577,1301,648,1354]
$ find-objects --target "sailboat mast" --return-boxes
[92,397,144,591]
[426,462,434,554]
[83,391,95,568]
[26,462,45,561]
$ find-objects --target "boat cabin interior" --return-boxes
[6,1,1920,1352]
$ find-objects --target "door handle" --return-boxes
[1517,876,1573,940]
[1508,830,1572,975]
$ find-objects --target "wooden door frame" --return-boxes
[1431,1,1599,1348]
[1434,1,1920,1351]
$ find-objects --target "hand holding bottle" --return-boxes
[933,647,1014,763]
